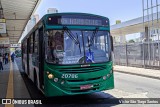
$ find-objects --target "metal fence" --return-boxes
[113,42,160,69]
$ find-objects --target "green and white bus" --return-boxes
[21,13,114,97]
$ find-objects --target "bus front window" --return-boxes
[83,31,110,63]
[46,30,64,64]
[46,30,110,64]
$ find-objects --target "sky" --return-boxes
[19,0,144,43]
[35,0,143,25]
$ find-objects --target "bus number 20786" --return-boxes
[61,74,78,79]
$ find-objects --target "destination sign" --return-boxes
[47,15,108,26]
[58,18,102,26]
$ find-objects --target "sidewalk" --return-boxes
[0,60,32,99]
[113,65,160,80]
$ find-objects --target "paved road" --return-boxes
[15,57,160,107]
[111,72,160,98]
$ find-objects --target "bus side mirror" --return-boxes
[110,36,114,51]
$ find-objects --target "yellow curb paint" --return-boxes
[5,63,14,107]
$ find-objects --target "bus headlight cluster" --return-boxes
[103,70,113,80]
[46,71,63,83]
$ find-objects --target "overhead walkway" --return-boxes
[111,12,160,69]
[111,12,160,36]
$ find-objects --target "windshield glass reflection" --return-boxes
[45,30,110,64]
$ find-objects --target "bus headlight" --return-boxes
[107,74,110,77]
[48,74,54,79]
[54,78,58,82]
[103,76,107,80]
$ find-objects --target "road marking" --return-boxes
[5,63,14,107]
[103,89,148,98]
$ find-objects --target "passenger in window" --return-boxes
[55,31,64,50]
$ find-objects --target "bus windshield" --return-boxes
[45,29,110,65]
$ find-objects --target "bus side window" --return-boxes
[34,30,39,55]
[32,32,35,53]
[28,36,31,54]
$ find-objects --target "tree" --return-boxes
[128,39,135,43]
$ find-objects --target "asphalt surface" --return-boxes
[14,57,160,107]
[115,72,160,98]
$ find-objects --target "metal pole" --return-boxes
[142,0,146,68]
[147,0,151,66]
[126,44,128,66]
[151,0,154,66]
[156,0,160,66]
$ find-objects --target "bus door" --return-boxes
[38,27,44,90]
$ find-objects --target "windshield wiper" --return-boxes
[63,26,79,45]
[89,27,99,46]
[87,36,91,53]
[76,33,81,54]
[63,26,81,54]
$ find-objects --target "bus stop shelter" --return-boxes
[0,0,41,54]
[0,0,41,43]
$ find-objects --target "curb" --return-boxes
[114,70,160,80]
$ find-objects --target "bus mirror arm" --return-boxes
[110,36,114,52]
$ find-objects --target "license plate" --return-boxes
[80,84,93,90]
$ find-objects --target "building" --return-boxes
[27,14,39,33]
[47,8,58,14]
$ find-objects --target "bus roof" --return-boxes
[42,12,109,20]
[21,13,109,42]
